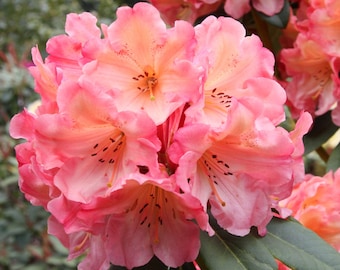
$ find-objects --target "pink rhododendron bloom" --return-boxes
[279,0,340,125]
[308,0,340,57]
[281,169,340,252]
[224,0,284,19]
[188,15,281,131]
[10,2,312,269]
[82,2,203,125]
[149,0,222,25]
[280,34,340,119]
[48,176,210,269]
[89,177,209,269]
[11,81,161,204]
[170,112,312,236]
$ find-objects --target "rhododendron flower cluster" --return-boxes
[279,0,340,126]
[281,169,340,251]
[10,2,311,269]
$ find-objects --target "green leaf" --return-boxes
[326,142,340,172]
[255,0,290,28]
[262,217,340,270]
[217,230,277,270]
[303,112,339,154]
[199,228,276,270]
[198,216,340,270]
[199,231,248,270]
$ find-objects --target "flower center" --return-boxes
[133,65,158,100]
[208,87,232,109]
[74,232,90,251]
[200,151,235,207]
[130,184,175,244]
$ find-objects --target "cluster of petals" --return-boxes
[280,169,340,252]
[10,2,311,269]
[149,0,285,25]
[279,0,340,126]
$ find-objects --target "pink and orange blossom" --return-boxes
[281,169,340,252]
[10,2,312,269]
[279,0,340,126]
[82,2,203,125]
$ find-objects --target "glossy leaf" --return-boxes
[199,216,340,270]
[199,217,276,270]
[199,231,250,270]
[326,142,340,172]
[303,112,339,154]
[262,217,340,270]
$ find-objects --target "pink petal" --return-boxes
[210,173,272,236]
[65,12,101,42]
[29,47,60,103]
[224,0,251,18]
[192,16,275,129]
[253,0,284,16]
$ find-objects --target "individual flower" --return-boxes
[188,15,281,131]
[279,0,340,126]
[223,0,284,19]
[149,0,222,25]
[11,80,161,205]
[307,0,340,58]
[280,34,340,119]
[82,2,203,125]
[48,175,211,269]
[171,111,312,236]
[280,169,340,252]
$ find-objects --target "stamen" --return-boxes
[74,233,90,251]
[147,77,157,100]
[202,158,226,207]
[134,65,158,100]
[151,186,162,243]
[208,177,226,207]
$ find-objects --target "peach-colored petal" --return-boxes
[309,0,340,57]
[280,34,339,118]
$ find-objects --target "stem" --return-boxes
[315,146,329,163]
[251,10,273,52]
